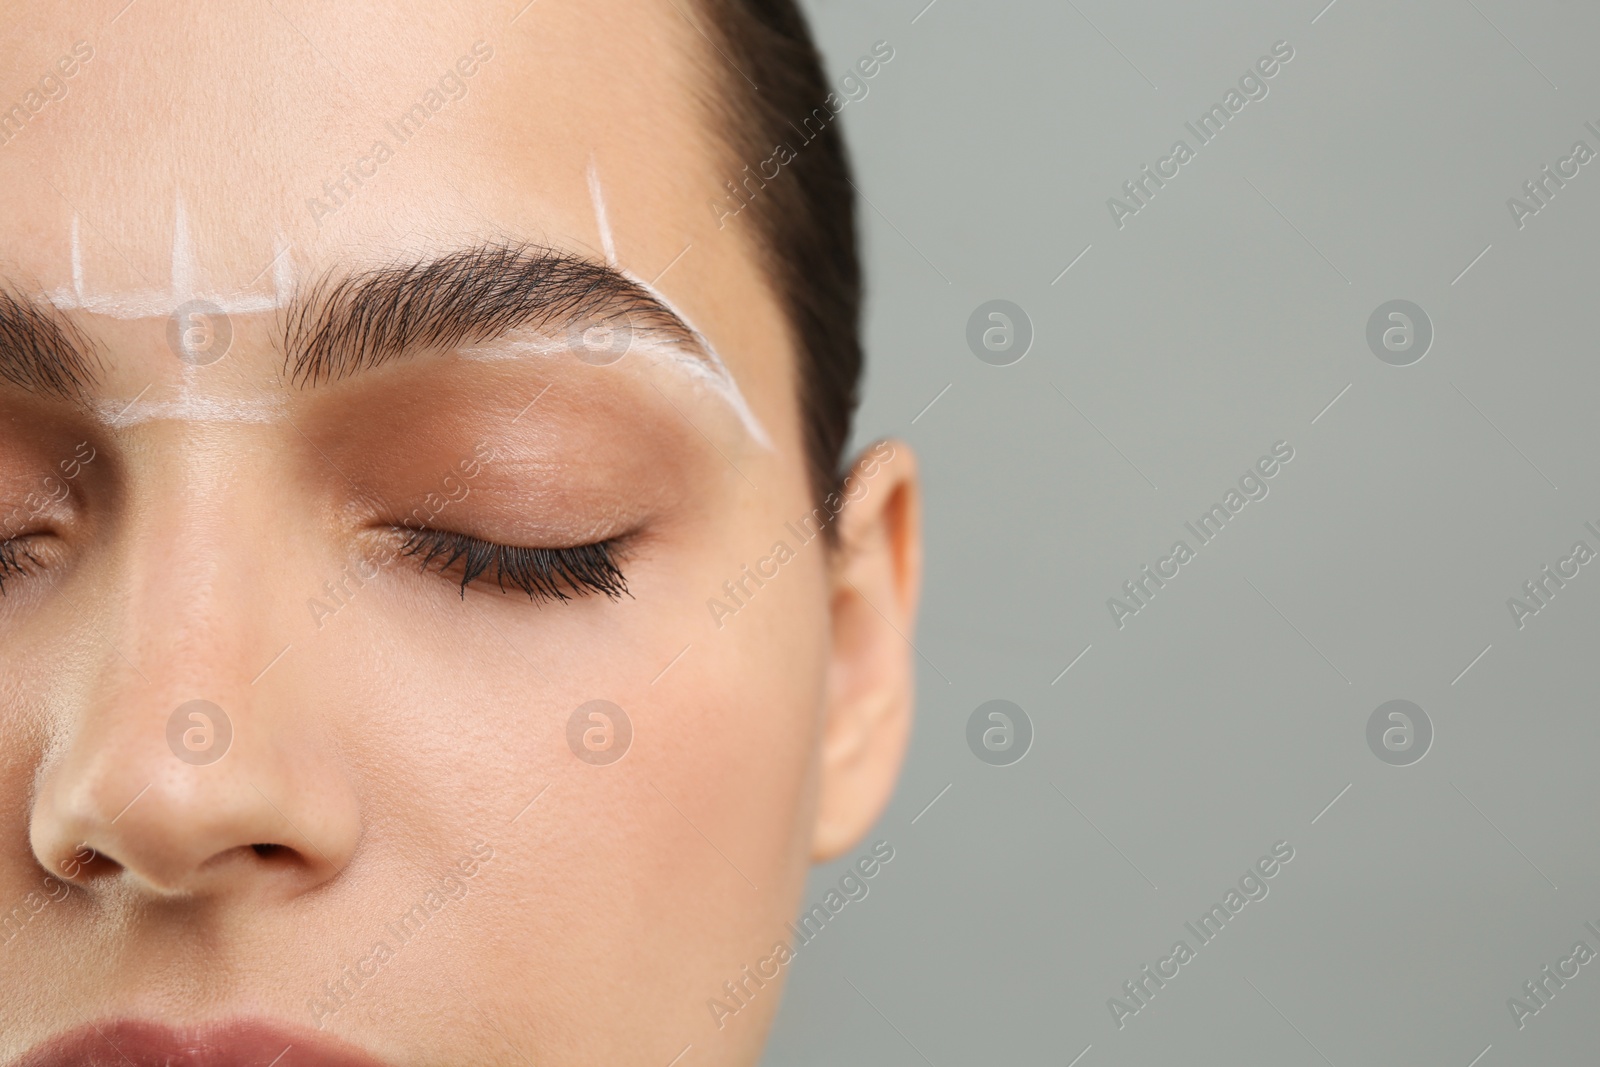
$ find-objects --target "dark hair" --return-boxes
[692,0,863,510]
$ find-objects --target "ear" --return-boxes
[811,439,923,862]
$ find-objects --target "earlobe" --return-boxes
[810,439,923,862]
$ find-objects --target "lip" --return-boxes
[10,1019,392,1067]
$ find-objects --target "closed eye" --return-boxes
[0,537,42,593]
[397,526,630,602]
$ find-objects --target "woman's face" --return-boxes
[0,1,920,1064]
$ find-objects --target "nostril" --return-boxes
[53,844,121,885]
[245,842,316,876]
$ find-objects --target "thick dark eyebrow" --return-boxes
[284,243,702,386]
[0,288,99,399]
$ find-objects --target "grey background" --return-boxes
[763,0,1600,1064]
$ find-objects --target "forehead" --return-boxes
[0,0,780,392]
[0,0,714,251]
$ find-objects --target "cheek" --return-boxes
[656,540,833,867]
[290,479,830,1049]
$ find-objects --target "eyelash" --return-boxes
[0,538,40,593]
[0,527,632,604]
[397,527,630,602]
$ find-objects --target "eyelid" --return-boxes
[396,526,630,602]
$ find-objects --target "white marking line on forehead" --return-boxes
[584,159,772,450]
[48,192,297,319]
[587,154,618,267]
[273,233,294,297]
[70,213,85,303]
[172,190,195,300]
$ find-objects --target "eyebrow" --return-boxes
[0,288,100,399]
[284,243,702,386]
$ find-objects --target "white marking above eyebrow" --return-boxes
[582,160,770,449]
[587,155,618,267]
[47,191,297,319]
[171,190,195,302]
[272,232,295,298]
[70,213,84,304]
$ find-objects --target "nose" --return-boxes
[27,443,361,899]
[30,684,360,896]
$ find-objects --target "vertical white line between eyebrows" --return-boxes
[171,189,195,302]
[70,214,84,303]
[272,233,296,303]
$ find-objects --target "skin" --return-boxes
[0,1,923,1064]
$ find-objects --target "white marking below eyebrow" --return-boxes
[624,269,773,450]
[456,328,774,450]
[47,192,296,319]
[96,392,287,427]
[587,154,618,267]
